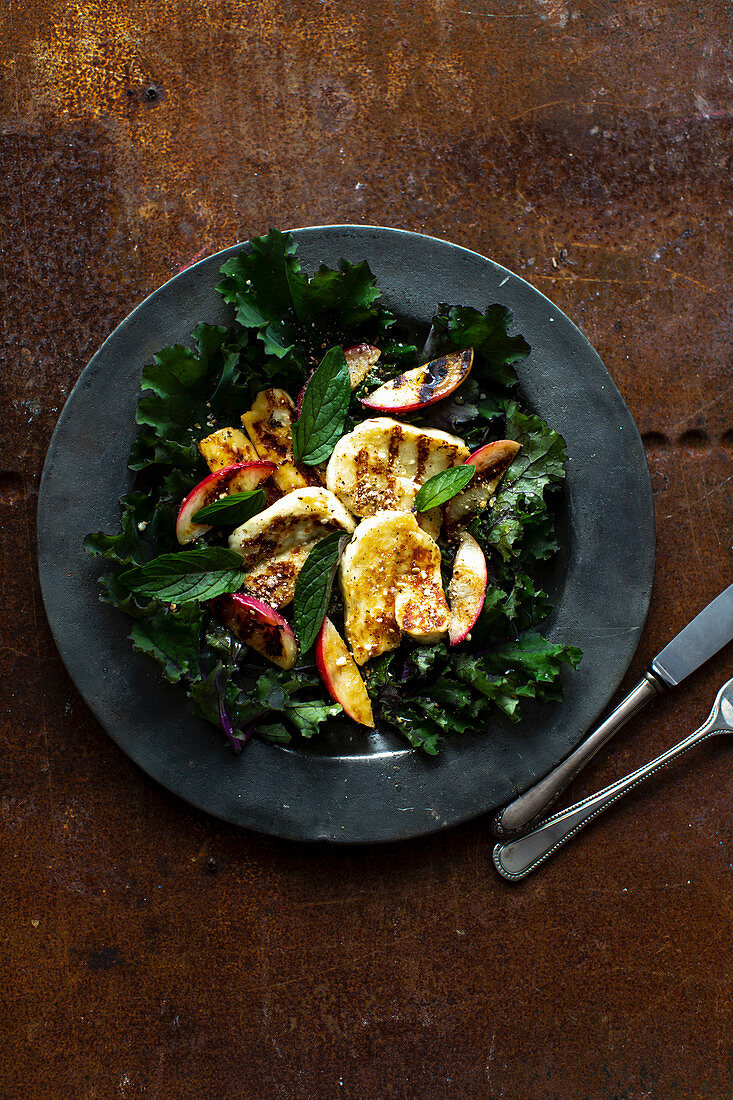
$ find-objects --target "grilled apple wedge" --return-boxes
[209,593,298,670]
[229,487,356,608]
[444,439,521,532]
[176,461,276,544]
[339,511,449,665]
[344,343,381,388]
[296,344,381,414]
[315,617,375,727]
[447,531,488,645]
[360,349,473,413]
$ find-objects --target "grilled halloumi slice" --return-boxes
[229,487,356,609]
[326,417,469,541]
[339,512,450,665]
[241,389,323,494]
[198,427,260,472]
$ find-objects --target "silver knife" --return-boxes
[491,583,733,839]
[493,674,733,880]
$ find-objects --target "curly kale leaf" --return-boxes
[189,657,340,749]
[217,229,393,365]
[253,667,342,737]
[431,303,530,389]
[84,491,155,566]
[306,259,388,330]
[136,323,226,432]
[455,632,582,716]
[217,229,304,356]
[379,341,419,371]
[130,322,257,499]
[470,400,567,562]
[129,603,203,684]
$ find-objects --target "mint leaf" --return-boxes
[120,548,244,602]
[293,532,350,652]
[291,346,351,464]
[192,489,266,527]
[413,465,475,511]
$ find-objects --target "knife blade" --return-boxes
[490,583,733,838]
[651,583,733,686]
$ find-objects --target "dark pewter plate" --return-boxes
[37,226,655,844]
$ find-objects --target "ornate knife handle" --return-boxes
[491,673,665,839]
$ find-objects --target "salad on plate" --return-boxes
[85,230,581,755]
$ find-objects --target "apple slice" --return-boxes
[209,593,298,670]
[344,343,381,388]
[359,349,473,413]
[447,531,488,645]
[444,439,521,533]
[176,461,276,545]
[315,617,375,727]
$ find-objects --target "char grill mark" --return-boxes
[417,356,449,404]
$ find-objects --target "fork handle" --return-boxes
[491,673,665,838]
[492,717,721,881]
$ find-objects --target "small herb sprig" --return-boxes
[293,532,351,652]
[413,466,475,512]
[120,548,245,602]
[292,346,351,465]
[192,489,266,527]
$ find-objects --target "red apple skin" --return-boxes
[467,439,521,474]
[359,348,473,413]
[295,376,311,416]
[315,617,375,727]
[176,461,276,544]
[209,593,298,670]
[448,532,488,646]
[444,439,521,534]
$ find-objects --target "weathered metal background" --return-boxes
[1,1,732,1096]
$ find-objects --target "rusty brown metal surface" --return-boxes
[2,1,733,1096]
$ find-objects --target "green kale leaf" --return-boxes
[432,303,530,389]
[473,400,567,561]
[129,603,203,684]
[84,491,155,566]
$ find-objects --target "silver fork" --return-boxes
[493,675,733,881]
